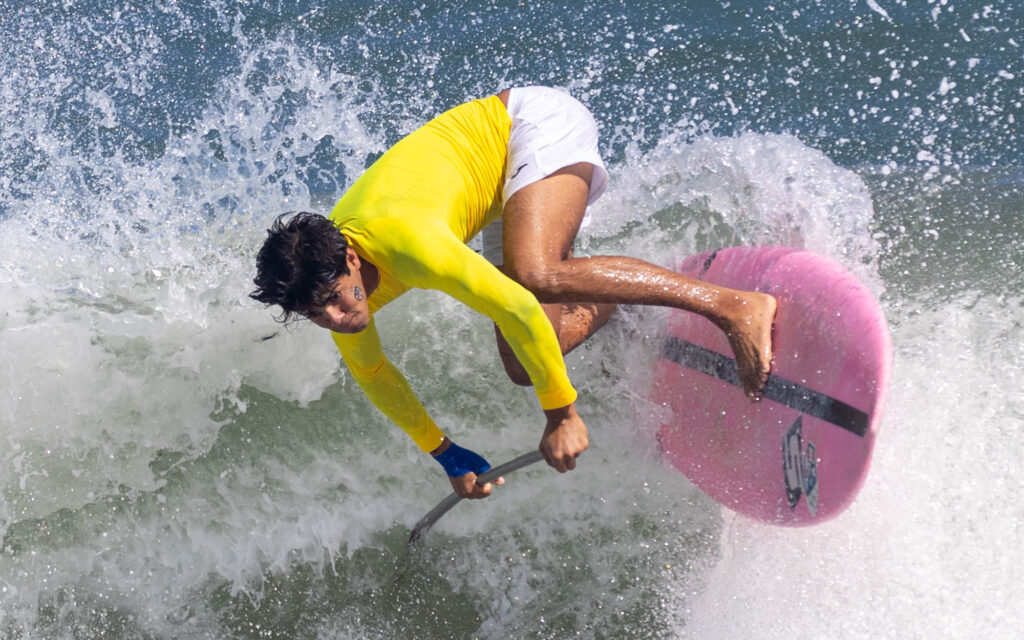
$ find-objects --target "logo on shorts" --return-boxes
[510,162,529,179]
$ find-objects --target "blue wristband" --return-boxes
[434,443,491,478]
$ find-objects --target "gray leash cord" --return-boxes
[407,449,545,544]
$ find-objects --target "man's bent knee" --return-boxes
[505,264,567,303]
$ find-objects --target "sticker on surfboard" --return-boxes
[783,416,818,516]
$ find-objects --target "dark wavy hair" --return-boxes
[250,212,351,321]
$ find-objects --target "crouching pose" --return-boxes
[251,86,776,499]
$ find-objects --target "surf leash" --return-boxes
[407,449,544,545]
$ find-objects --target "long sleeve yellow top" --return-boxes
[328,95,577,452]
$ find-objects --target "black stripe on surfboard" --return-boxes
[661,337,869,437]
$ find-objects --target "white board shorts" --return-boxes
[481,86,609,265]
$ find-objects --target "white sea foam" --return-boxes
[866,0,892,22]
[589,130,881,287]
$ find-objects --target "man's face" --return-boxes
[299,250,370,334]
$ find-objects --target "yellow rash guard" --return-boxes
[328,95,578,453]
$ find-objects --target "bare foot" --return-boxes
[720,291,777,400]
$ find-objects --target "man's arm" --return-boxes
[389,219,579,412]
[332,316,446,453]
[386,220,588,469]
[332,315,499,497]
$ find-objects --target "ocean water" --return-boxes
[0,0,1021,638]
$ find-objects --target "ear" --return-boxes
[345,246,361,270]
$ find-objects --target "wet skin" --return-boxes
[300,248,375,335]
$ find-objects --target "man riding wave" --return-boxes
[251,87,776,499]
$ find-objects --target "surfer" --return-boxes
[251,86,776,500]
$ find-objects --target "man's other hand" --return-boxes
[448,472,504,499]
[539,403,589,472]
[432,438,504,499]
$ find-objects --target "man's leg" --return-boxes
[500,162,777,399]
[492,162,615,386]
[495,297,614,386]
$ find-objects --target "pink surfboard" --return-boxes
[651,246,892,526]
